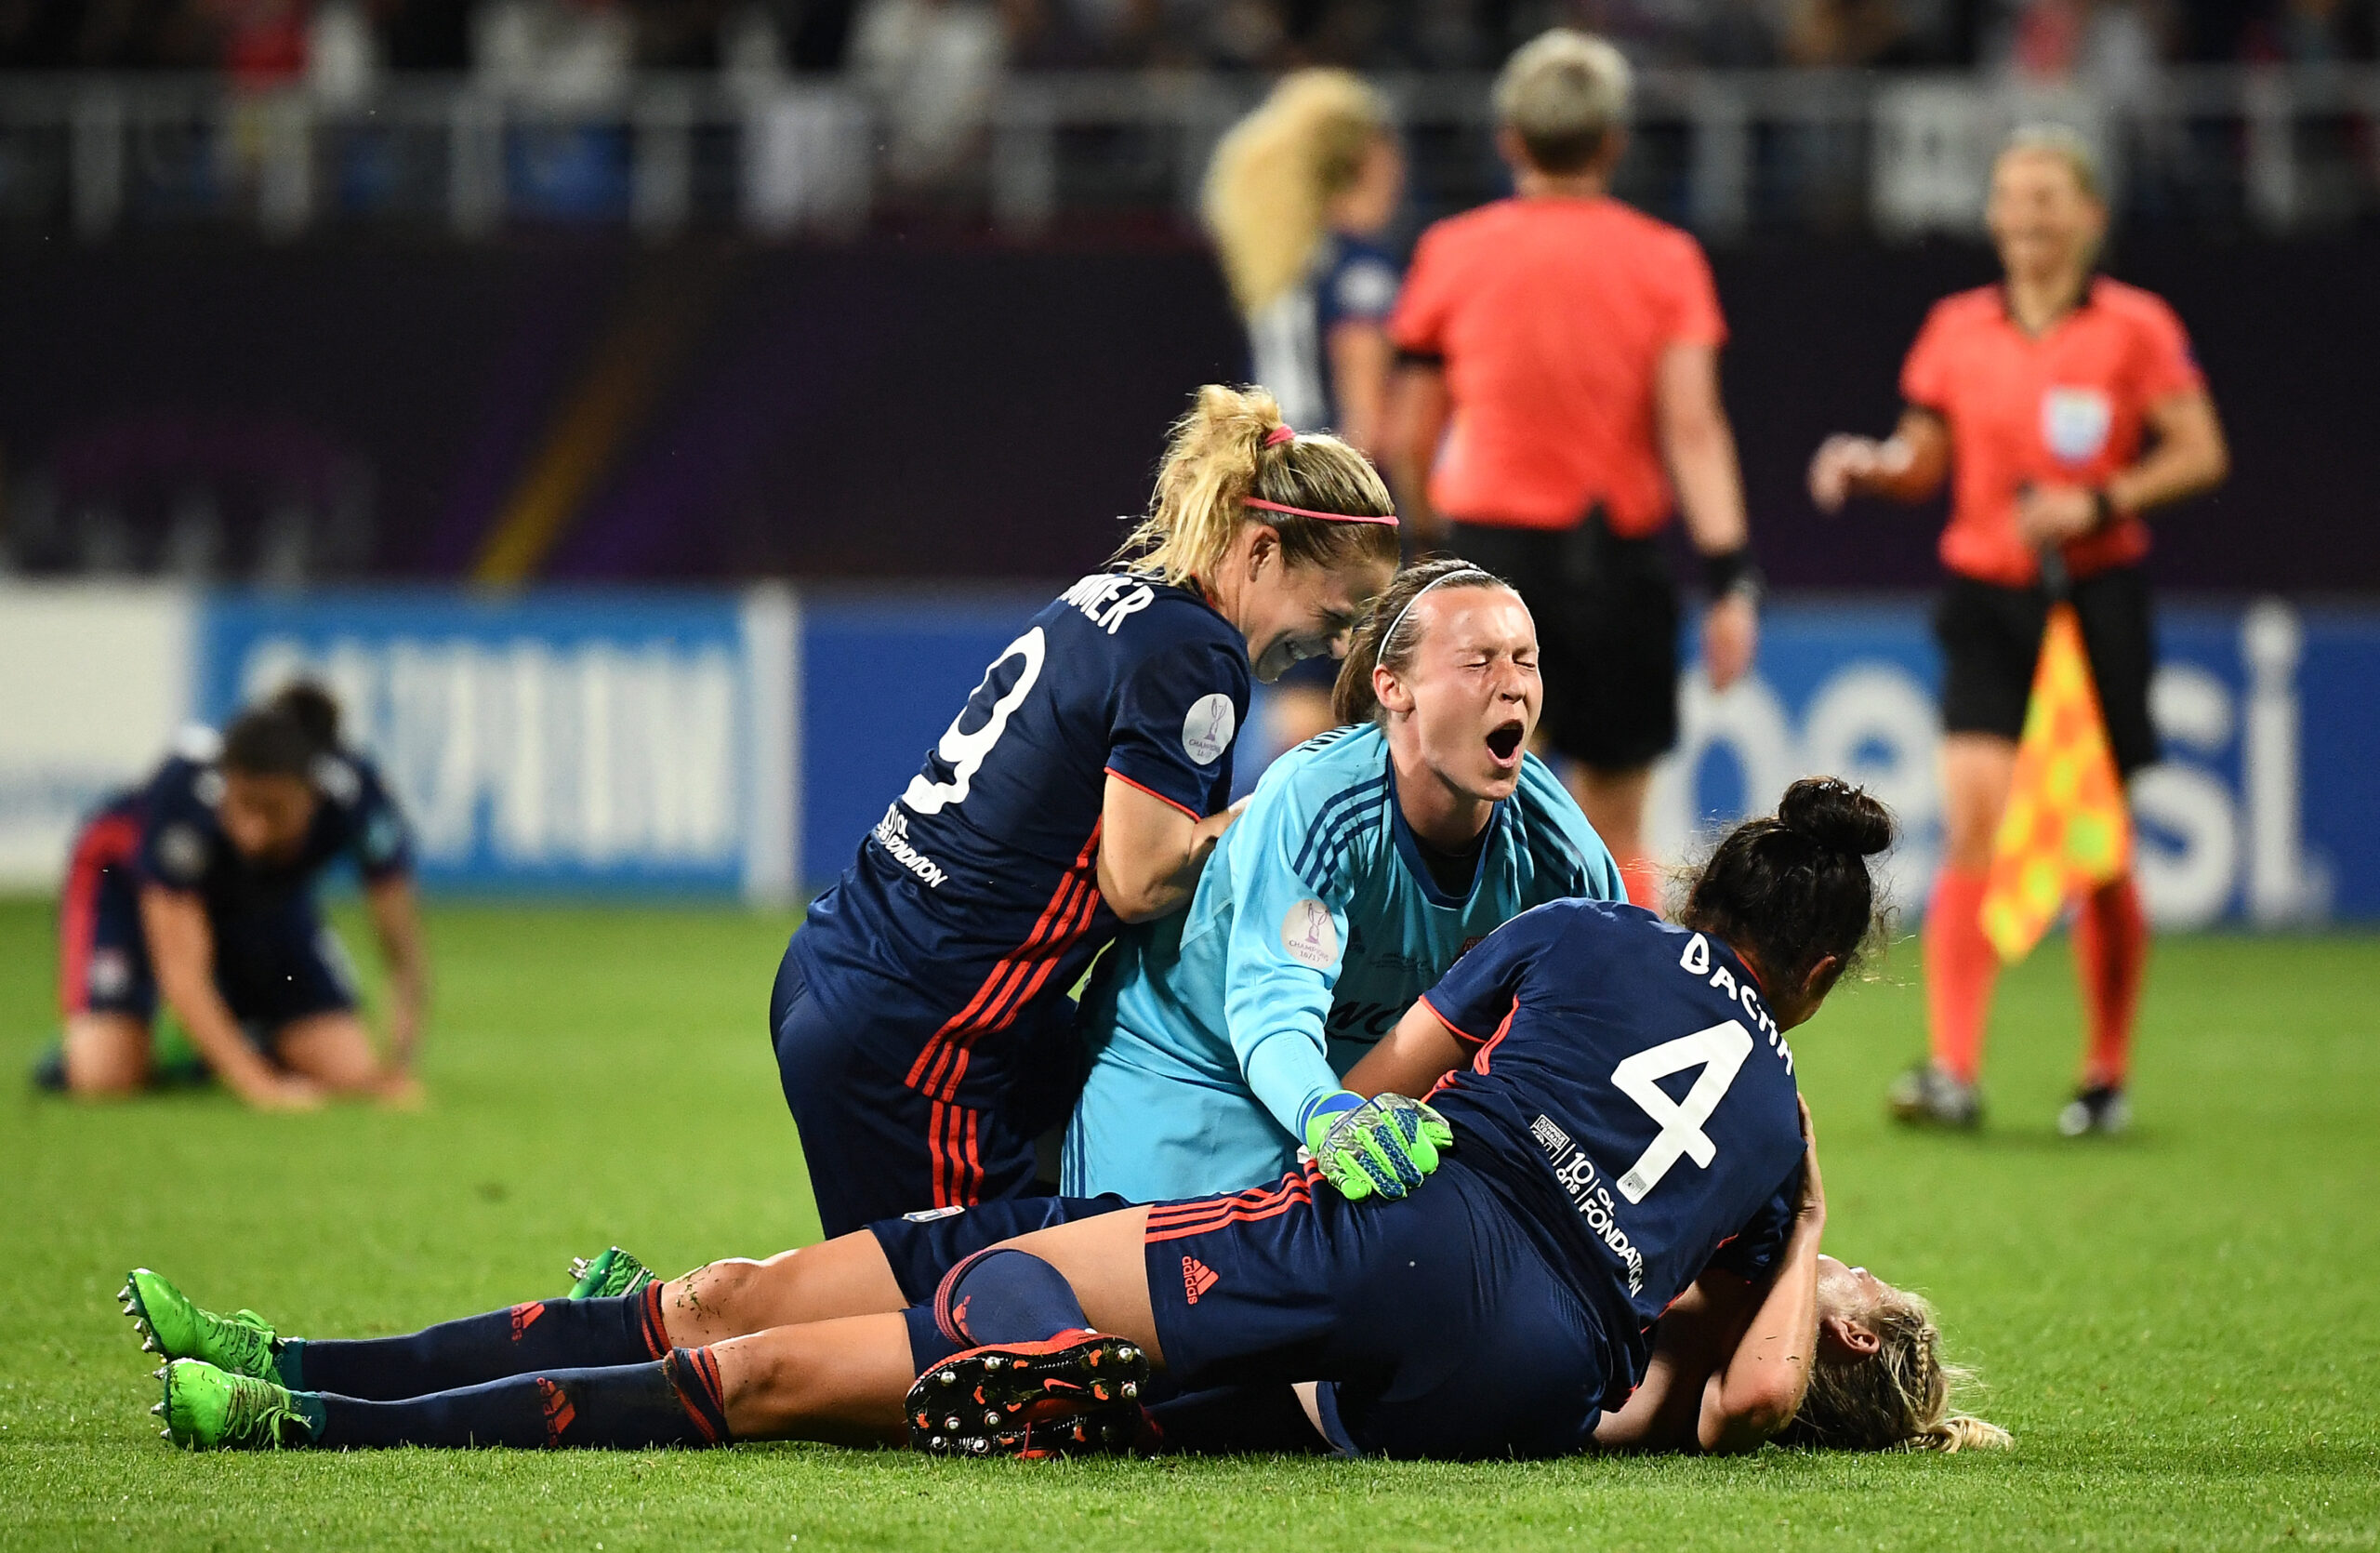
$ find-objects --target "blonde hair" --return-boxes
[1782,1287,2013,1453]
[1494,29,1633,175]
[1117,383,1400,589]
[1330,557,1515,725]
[1203,70,1391,317]
[1997,123,2104,203]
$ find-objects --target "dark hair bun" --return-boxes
[1778,776,1895,858]
[271,682,342,753]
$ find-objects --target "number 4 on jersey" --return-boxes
[1609,1020,1754,1203]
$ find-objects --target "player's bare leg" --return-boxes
[61,1011,152,1095]
[708,1313,919,1443]
[657,1239,909,1347]
[1566,763,1658,909]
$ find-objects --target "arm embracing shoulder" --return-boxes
[1099,637,1251,923]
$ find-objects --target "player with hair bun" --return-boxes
[771,384,1401,1238]
[131,779,2003,1466]
[46,682,427,1109]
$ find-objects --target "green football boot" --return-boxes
[119,1269,281,1381]
[566,1246,654,1300]
[153,1359,313,1450]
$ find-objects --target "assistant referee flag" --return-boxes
[1979,602,2132,962]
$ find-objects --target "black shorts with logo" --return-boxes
[1935,564,2160,778]
[1444,515,1680,773]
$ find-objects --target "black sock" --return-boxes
[903,1248,1091,1374]
[1143,1385,1330,1455]
[305,1347,732,1449]
[280,1287,669,1400]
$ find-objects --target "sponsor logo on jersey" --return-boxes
[1059,573,1157,636]
[1532,1113,1646,1295]
[1281,898,1338,968]
[2042,386,2113,465]
[871,805,949,889]
[1181,1256,1219,1304]
[1326,999,1402,1040]
[1181,693,1236,767]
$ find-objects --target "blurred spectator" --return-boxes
[308,0,378,98]
[206,0,309,84]
[473,0,630,100]
[850,0,1003,187]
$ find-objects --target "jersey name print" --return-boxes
[787,573,1252,1099]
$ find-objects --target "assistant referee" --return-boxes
[1386,29,1761,909]
[1809,126,2228,1137]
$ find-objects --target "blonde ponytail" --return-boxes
[1203,70,1390,317]
[1117,384,1398,590]
[1781,1288,2012,1454]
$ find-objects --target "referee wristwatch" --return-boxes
[1702,546,1765,604]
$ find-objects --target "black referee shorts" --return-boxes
[1444,514,1679,773]
[1935,564,2160,778]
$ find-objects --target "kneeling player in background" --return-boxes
[128,780,2004,1459]
[46,683,426,1109]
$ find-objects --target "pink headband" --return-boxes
[1263,425,1296,447]
[1245,497,1399,528]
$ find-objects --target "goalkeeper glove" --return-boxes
[1300,1090,1453,1201]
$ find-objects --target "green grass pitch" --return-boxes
[2,896,2375,1551]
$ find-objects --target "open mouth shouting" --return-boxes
[1486,719,1526,770]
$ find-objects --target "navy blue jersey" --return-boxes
[126,727,414,919]
[1419,899,1805,1387]
[790,573,1251,1103]
[1249,233,1401,433]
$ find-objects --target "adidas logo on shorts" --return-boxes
[1181,1256,1219,1304]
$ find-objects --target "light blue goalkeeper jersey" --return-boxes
[1060,723,1620,1202]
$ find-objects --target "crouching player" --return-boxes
[1064,556,1620,1203]
[47,684,425,1108]
[127,780,2004,1458]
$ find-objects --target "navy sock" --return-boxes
[305,1347,731,1449]
[280,1286,669,1400]
[902,1248,1090,1374]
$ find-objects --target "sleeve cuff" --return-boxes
[1242,1029,1342,1140]
[1417,993,1488,1048]
[1104,765,1205,822]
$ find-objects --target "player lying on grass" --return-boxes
[772,383,1402,1237]
[44,682,425,1110]
[1064,556,1621,1203]
[128,780,2005,1458]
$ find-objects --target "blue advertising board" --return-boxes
[194,589,796,897]
[792,594,2380,925]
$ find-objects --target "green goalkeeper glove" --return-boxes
[1300,1090,1454,1201]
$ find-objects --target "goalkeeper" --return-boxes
[1062,557,1620,1204]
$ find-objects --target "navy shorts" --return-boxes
[867,1193,1132,1304]
[1144,1159,1614,1460]
[770,950,1087,1240]
[60,806,356,1043]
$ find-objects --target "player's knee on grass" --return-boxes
[62,1015,151,1095]
[272,1015,385,1093]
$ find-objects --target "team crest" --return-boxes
[1281,898,1338,968]
[1181,694,1236,767]
[2041,387,2112,466]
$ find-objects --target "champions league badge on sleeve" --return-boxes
[2042,386,2113,466]
[1282,898,1339,968]
[1182,694,1236,767]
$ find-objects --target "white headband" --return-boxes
[1380,567,1498,664]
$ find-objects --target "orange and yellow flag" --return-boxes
[1979,602,2131,962]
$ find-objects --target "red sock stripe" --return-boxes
[905,824,1104,1103]
[57,816,138,1015]
[637,1280,669,1360]
[666,1346,729,1444]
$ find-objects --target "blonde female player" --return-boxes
[1809,126,2229,1135]
[769,385,1401,1238]
[1204,68,1408,752]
